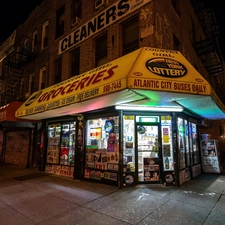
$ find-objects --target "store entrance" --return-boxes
[136,123,160,183]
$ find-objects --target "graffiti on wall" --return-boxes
[155,13,173,49]
[140,9,154,39]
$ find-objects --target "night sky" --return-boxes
[0,0,224,59]
[0,1,44,43]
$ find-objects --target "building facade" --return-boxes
[0,0,225,187]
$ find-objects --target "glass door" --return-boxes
[136,123,160,183]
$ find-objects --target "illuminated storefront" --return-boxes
[15,47,225,187]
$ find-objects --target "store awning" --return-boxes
[0,102,36,129]
[0,102,23,122]
[15,47,225,120]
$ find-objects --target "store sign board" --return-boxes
[58,0,152,55]
[139,116,159,122]
[15,47,212,118]
[15,49,141,117]
[128,47,211,95]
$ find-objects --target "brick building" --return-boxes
[0,0,225,187]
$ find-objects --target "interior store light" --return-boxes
[115,105,183,112]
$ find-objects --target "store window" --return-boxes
[123,116,135,173]
[47,122,76,166]
[190,122,199,165]
[177,117,186,170]
[47,124,61,164]
[185,120,190,167]
[161,116,174,171]
[84,116,119,182]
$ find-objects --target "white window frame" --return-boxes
[41,21,49,49]
[28,73,34,94]
[39,67,46,90]
[32,30,38,52]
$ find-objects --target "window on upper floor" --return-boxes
[54,57,62,84]
[191,18,198,43]
[24,38,31,51]
[32,30,38,53]
[71,47,80,77]
[28,73,35,95]
[39,67,48,90]
[71,0,82,27]
[42,21,49,49]
[95,33,108,67]
[171,0,180,16]
[20,78,25,98]
[56,5,65,39]
[95,0,108,10]
[23,38,31,62]
[173,34,181,51]
[122,16,139,55]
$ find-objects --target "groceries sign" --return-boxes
[58,0,152,55]
[16,47,211,117]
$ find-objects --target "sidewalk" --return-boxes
[0,163,225,225]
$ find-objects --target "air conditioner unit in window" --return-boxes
[95,0,107,10]
[71,17,81,27]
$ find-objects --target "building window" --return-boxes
[95,33,108,67]
[28,73,35,95]
[122,16,139,55]
[20,78,24,98]
[191,18,197,43]
[23,39,31,62]
[39,67,47,90]
[42,21,49,49]
[171,0,180,16]
[54,57,62,84]
[71,48,80,77]
[71,0,82,27]
[24,38,30,51]
[32,30,38,53]
[56,5,65,39]
[173,34,180,51]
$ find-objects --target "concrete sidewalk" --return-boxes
[0,163,225,225]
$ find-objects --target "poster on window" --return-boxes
[201,139,220,173]
[143,158,160,181]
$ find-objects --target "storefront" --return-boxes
[0,102,36,166]
[15,47,225,187]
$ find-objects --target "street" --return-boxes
[0,164,225,225]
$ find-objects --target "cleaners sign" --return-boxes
[58,0,152,55]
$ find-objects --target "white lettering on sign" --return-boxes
[133,79,207,94]
[58,0,151,54]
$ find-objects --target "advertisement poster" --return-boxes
[201,140,220,173]
[143,158,160,181]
